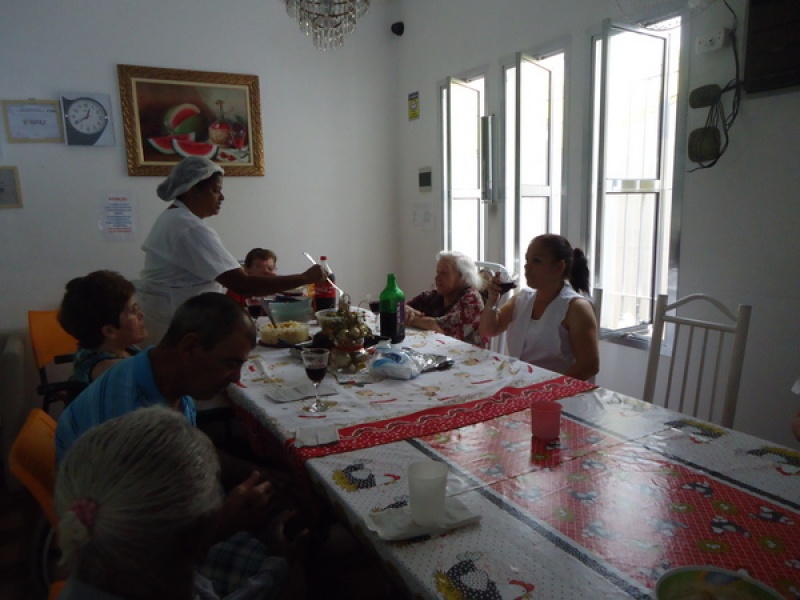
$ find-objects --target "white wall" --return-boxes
[0,0,399,331]
[391,0,800,447]
[2,0,798,447]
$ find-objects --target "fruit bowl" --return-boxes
[315,307,372,333]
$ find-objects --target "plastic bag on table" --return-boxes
[369,346,453,380]
[370,347,424,380]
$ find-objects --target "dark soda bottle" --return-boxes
[314,256,336,311]
[379,273,405,344]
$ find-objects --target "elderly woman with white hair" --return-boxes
[55,406,290,599]
[405,250,486,347]
[138,156,326,343]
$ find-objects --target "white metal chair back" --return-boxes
[475,261,510,355]
[591,287,603,328]
[587,288,603,383]
[643,294,751,428]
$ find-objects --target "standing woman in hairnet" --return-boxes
[138,156,325,344]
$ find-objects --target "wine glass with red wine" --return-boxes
[359,293,381,334]
[497,271,519,294]
[301,348,330,413]
[367,293,380,333]
[245,297,264,319]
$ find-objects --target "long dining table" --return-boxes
[226,323,800,599]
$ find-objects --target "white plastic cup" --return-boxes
[407,460,448,528]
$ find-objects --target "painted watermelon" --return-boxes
[172,139,217,159]
[164,103,200,131]
[147,133,196,155]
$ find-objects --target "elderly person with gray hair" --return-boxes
[55,406,290,599]
[138,156,326,343]
[405,250,487,347]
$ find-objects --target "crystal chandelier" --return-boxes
[281,0,371,51]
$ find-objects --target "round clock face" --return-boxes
[66,98,108,135]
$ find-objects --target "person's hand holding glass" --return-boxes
[486,270,519,308]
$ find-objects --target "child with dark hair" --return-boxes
[58,270,146,384]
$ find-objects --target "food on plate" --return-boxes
[259,320,309,345]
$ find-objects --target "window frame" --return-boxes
[502,50,566,276]
[589,17,689,336]
[441,74,487,259]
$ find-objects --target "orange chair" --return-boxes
[27,311,85,413]
[9,408,65,597]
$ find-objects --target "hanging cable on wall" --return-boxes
[687,0,741,170]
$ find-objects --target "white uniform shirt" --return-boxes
[141,200,240,288]
[138,200,242,342]
[506,283,582,375]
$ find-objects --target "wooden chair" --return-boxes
[27,311,85,413]
[9,408,65,597]
[643,294,751,428]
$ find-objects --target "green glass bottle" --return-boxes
[379,273,405,344]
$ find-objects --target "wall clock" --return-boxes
[60,93,115,147]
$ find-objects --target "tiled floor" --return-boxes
[0,484,42,600]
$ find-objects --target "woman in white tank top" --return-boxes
[479,234,599,380]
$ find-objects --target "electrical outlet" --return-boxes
[695,28,729,54]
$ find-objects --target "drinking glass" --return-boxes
[301,348,330,413]
[358,293,380,334]
[497,271,520,294]
[407,460,448,528]
[245,297,264,319]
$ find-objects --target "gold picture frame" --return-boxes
[117,64,264,176]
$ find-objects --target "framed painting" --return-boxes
[117,64,264,176]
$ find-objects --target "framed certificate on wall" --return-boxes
[1,100,63,143]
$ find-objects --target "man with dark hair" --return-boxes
[55,292,306,598]
[56,292,255,461]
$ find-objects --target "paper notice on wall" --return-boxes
[99,193,136,242]
[412,204,433,231]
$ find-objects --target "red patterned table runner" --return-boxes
[421,411,800,597]
[280,375,595,463]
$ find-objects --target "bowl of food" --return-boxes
[268,297,312,324]
[259,320,310,346]
[655,566,782,600]
[315,306,372,333]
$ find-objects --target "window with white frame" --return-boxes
[441,76,485,260]
[590,19,681,332]
[504,52,565,275]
